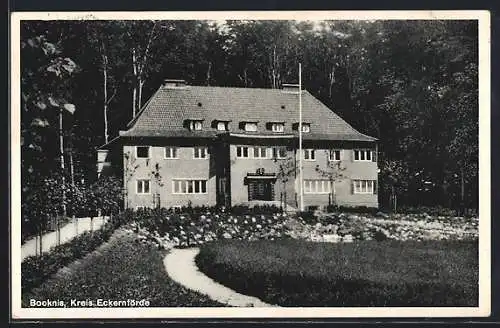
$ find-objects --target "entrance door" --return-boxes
[248,180,274,201]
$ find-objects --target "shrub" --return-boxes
[326,205,379,215]
[230,204,282,215]
[296,211,317,224]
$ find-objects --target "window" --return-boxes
[304,149,315,161]
[172,179,207,194]
[271,123,284,132]
[217,121,228,131]
[236,146,250,158]
[136,179,150,194]
[272,147,287,159]
[329,149,341,161]
[304,180,331,194]
[292,122,311,132]
[189,120,203,131]
[353,149,373,161]
[253,146,268,158]
[164,147,178,159]
[353,180,376,194]
[244,122,258,132]
[136,146,150,158]
[193,147,208,159]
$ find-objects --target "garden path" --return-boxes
[164,248,277,307]
[21,216,108,261]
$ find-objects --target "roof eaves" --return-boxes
[97,135,121,150]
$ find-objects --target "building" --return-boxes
[97,79,379,210]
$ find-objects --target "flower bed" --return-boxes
[133,208,478,249]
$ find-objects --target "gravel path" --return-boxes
[164,248,277,307]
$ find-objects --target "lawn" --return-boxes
[196,238,479,307]
[23,230,225,307]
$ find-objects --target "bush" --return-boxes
[326,205,379,215]
[21,211,133,294]
[296,211,317,224]
[230,204,283,215]
[196,239,478,307]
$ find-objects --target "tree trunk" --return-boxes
[59,109,66,246]
[69,149,75,189]
[206,61,212,86]
[103,52,109,144]
[138,79,144,111]
[132,48,138,118]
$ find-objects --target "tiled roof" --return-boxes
[119,85,377,142]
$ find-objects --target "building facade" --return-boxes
[98,79,379,210]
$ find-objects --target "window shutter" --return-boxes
[373,180,377,194]
[351,180,354,194]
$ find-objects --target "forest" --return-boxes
[20,19,479,228]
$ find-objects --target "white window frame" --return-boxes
[193,147,208,159]
[172,179,208,194]
[353,149,373,162]
[272,147,287,159]
[135,146,150,159]
[303,149,316,161]
[329,149,341,161]
[244,122,258,132]
[271,123,284,132]
[301,123,311,133]
[164,147,178,159]
[236,146,250,158]
[217,121,228,131]
[190,120,203,131]
[136,179,151,194]
[304,180,332,194]
[253,146,269,159]
[353,180,375,194]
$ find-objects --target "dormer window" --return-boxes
[269,122,284,132]
[217,121,229,131]
[292,122,311,133]
[186,119,203,131]
[241,122,258,132]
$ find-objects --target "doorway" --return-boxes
[248,179,275,201]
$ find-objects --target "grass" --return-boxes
[23,231,225,307]
[196,239,479,307]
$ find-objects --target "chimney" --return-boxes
[163,79,187,88]
[281,83,301,93]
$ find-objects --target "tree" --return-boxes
[315,150,346,207]
[21,26,79,247]
[274,152,297,212]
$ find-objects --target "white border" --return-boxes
[11,10,491,319]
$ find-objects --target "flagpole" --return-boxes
[298,63,304,212]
